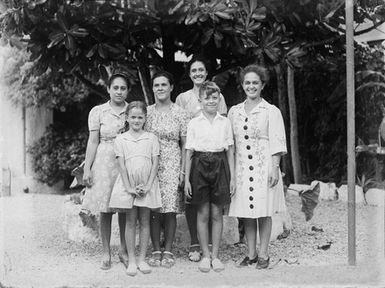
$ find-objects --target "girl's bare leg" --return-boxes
[138,207,151,263]
[243,218,258,259]
[258,216,272,259]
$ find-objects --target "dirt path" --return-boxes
[1,193,384,287]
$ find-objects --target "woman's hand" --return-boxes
[179,172,185,188]
[83,168,92,188]
[184,180,192,200]
[268,167,279,188]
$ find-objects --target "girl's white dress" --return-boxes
[109,131,162,210]
[228,99,287,218]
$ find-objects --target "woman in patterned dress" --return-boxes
[145,71,190,268]
[82,70,130,270]
[228,65,287,269]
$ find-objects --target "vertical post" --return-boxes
[345,0,356,266]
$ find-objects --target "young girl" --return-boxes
[109,101,162,276]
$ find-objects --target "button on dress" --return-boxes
[228,99,287,218]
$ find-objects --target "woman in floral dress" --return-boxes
[145,71,190,268]
[228,65,287,269]
[82,70,130,270]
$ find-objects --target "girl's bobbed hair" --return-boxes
[240,65,269,84]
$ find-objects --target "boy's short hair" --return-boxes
[199,81,220,98]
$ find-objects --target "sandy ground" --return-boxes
[0,192,384,288]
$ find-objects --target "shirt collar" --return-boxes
[100,101,128,116]
[196,111,224,122]
[240,98,268,115]
[121,131,150,141]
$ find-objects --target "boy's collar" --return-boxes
[197,111,222,121]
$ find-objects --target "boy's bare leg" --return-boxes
[197,202,210,258]
[244,218,258,259]
[185,204,199,245]
[210,203,224,259]
[258,216,272,259]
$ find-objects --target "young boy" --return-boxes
[184,81,235,272]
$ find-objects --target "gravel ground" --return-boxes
[0,192,384,288]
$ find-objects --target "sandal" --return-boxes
[188,244,201,262]
[256,257,270,269]
[138,261,152,274]
[100,259,111,270]
[148,251,162,267]
[198,257,211,273]
[161,251,175,268]
[118,252,129,268]
[211,258,225,272]
[238,255,258,267]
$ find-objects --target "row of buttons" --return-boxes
[244,117,255,210]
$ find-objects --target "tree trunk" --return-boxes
[137,65,154,105]
[287,65,302,183]
[274,62,292,184]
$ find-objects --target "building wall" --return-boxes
[0,81,53,196]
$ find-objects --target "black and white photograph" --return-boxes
[0,0,384,287]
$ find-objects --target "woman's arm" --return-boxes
[179,136,187,186]
[184,149,193,199]
[83,130,99,187]
[144,155,159,194]
[226,145,236,196]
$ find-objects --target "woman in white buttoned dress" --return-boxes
[228,65,287,269]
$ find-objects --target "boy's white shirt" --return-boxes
[185,112,234,152]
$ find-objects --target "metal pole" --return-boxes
[345,0,356,266]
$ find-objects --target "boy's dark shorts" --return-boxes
[189,151,231,206]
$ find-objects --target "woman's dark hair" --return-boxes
[240,65,269,84]
[186,55,210,74]
[151,70,174,86]
[108,68,131,88]
[126,101,147,116]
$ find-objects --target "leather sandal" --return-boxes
[161,251,175,268]
[148,251,162,267]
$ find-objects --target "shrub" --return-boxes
[28,124,88,187]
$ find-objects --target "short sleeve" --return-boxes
[175,93,183,108]
[179,108,190,137]
[268,105,287,155]
[88,106,100,131]
[218,93,228,115]
[114,135,124,158]
[185,121,195,150]
[151,134,160,157]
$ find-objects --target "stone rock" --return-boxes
[63,201,99,243]
[337,185,365,203]
[287,184,311,197]
[311,180,338,201]
[365,188,385,206]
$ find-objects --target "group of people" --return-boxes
[81,56,287,276]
